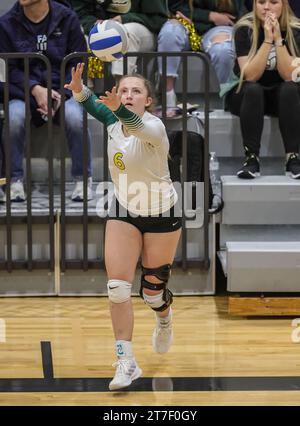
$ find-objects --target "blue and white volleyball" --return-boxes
[88,20,129,62]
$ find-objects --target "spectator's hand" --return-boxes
[96,86,121,111]
[209,12,235,26]
[64,62,84,93]
[51,89,61,113]
[31,85,49,114]
[31,85,60,116]
[112,15,122,23]
[175,11,192,25]
[270,15,282,42]
[264,14,274,43]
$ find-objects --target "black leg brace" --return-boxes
[140,263,173,312]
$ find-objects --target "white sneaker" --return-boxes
[109,358,142,391]
[10,180,26,202]
[152,318,173,354]
[71,177,93,201]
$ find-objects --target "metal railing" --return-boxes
[0,53,55,272]
[59,52,91,272]
[0,51,211,273]
[125,51,211,270]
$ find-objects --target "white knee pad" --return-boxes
[107,279,132,304]
[142,290,164,310]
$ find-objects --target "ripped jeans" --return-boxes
[157,22,234,85]
[202,26,235,84]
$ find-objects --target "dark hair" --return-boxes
[116,74,156,112]
[217,0,234,13]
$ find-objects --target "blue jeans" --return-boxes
[157,20,190,78]
[202,26,234,84]
[8,97,92,181]
[157,21,234,85]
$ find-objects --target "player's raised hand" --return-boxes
[64,62,85,93]
[96,86,121,111]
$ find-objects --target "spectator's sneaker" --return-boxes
[237,154,260,179]
[71,177,93,201]
[109,358,142,391]
[286,153,300,179]
[152,318,173,354]
[0,187,5,203]
[10,180,26,202]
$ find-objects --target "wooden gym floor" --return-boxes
[0,296,300,406]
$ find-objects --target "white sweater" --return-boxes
[74,86,177,216]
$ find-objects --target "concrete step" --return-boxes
[225,241,300,292]
[218,224,300,277]
[220,224,300,249]
[221,175,300,225]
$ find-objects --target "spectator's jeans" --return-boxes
[157,22,234,85]
[202,26,234,84]
[8,97,92,182]
[157,20,190,78]
[111,22,156,76]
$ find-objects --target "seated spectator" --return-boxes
[0,0,92,202]
[157,1,246,107]
[72,1,167,79]
[223,0,300,179]
[245,1,300,18]
[110,1,168,78]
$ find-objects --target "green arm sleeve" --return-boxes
[82,94,118,126]
[75,87,118,126]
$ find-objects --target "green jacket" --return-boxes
[120,0,169,34]
[70,0,131,35]
[71,0,169,35]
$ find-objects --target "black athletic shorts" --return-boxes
[107,199,182,234]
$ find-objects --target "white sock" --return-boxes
[115,340,134,359]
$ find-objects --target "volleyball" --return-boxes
[88,20,129,62]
